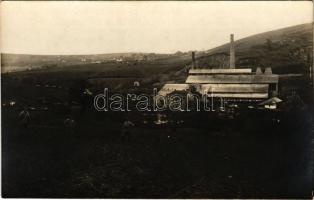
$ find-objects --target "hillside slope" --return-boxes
[1,52,174,73]
[2,23,312,76]
[194,23,313,74]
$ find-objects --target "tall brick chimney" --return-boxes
[191,51,196,69]
[230,34,235,69]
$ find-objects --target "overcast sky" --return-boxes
[1,1,313,55]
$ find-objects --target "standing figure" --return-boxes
[121,118,135,141]
[18,107,30,128]
[64,116,76,135]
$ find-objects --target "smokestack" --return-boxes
[191,51,196,69]
[264,67,273,75]
[256,67,263,75]
[230,34,235,69]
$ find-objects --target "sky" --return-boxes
[1,1,313,55]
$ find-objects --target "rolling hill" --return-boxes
[1,23,313,77]
[195,23,313,74]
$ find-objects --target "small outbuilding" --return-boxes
[258,97,282,109]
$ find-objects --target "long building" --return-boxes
[159,34,279,102]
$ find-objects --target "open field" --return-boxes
[2,102,313,198]
[2,64,313,198]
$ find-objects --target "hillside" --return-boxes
[1,52,174,73]
[194,23,313,74]
[1,23,313,76]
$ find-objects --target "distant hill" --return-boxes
[1,52,173,72]
[194,23,313,74]
[1,23,312,75]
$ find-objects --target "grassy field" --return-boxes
[2,69,313,198]
[2,103,313,198]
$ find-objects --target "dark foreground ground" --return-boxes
[1,68,314,198]
[2,106,313,198]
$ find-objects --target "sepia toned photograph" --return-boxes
[1,1,314,198]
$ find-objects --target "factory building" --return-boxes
[159,34,280,104]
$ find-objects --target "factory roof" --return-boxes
[158,83,270,99]
[204,93,268,99]
[258,97,283,105]
[189,68,252,74]
[199,84,269,93]
[185,74,279,84]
